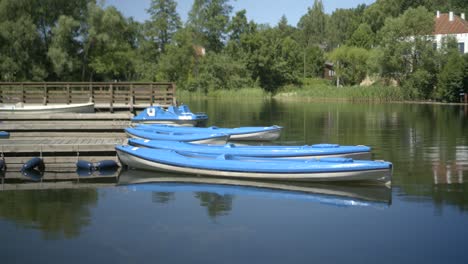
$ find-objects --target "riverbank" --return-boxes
[178,83,406,102]
[177,81,468,105]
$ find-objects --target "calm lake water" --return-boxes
[1,99,468,263]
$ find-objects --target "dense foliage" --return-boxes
[0,0,467,101]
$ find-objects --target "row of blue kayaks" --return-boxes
[117,105,393,184]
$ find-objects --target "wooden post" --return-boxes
[66,83,71,104]
[129,83,134,112]
[110,83,114,113]
[172,83,177,106]
[89,83,93,103]
[150,83,154,106]
[43,83,48,105]
[21,83,25,103]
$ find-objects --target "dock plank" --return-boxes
[0,112,133,120]
[0,138,124,153]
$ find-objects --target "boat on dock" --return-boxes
[115,145,392,183]
[128,138,372,160]
[131,105,208,126]
[118,170,392,207]
[125,127,229,144]
[0,102,95,113]
[133,124,282,141]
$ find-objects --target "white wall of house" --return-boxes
[434,33,468,53]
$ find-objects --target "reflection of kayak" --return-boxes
[133,124,282,141]
[118,169,391,207]
[128,138,372,160]
[116,145,392,183]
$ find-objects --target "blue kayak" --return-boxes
[128,138,372,160]
[133,124,282,141]
[125,127,228,144]
[116,145,392,183]
[131,105,208,126]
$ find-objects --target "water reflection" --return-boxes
[0,168,120,191]
[0,169,119,239]
[0,188,98,239]
[118,169,392,214]
[194,192,233,219]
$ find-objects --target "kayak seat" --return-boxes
[216,154,233,160]
[179,105,191,113]
[167,106,181,115]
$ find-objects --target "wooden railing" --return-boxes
[0,82,176,110]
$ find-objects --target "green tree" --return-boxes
[242,27,302,93]
[326,5,365,49]
[157,28,195,86]
[277,15,295,39]
[187,0,233,52]
[228,9,249,42]
[186,52,253,93]
[146,0,181,53]
[225,9,252,57]
[347,23,374,49]
[0,0,91,81]
[328,45,370,86]
[83,3,138,81]
[303,45,325,78]
[297,0,327,47]
[0,15,45,81]
[436,44,465,102]
[364,0,403,33]
[297,0,327,79]
[47,15,81,80]
[377,7,435,89]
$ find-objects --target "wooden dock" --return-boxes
[0,82,177,111]
[1,113,132,132]
[0,112,132,172]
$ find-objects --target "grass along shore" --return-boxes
[178,81,406,102]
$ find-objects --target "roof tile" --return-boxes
[434,13,468,35]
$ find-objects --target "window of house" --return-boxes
[458,42,465,53]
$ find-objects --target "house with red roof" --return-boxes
[434,11,468,53]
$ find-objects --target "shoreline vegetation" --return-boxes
[177,78,413,102]
[178,80,468,105]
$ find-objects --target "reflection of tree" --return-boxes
[432,183,468,212]
[194,192,233,218]
[152,192,174,204]
[0,189,98,239]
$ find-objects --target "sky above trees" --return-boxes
[106,0,376,25]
